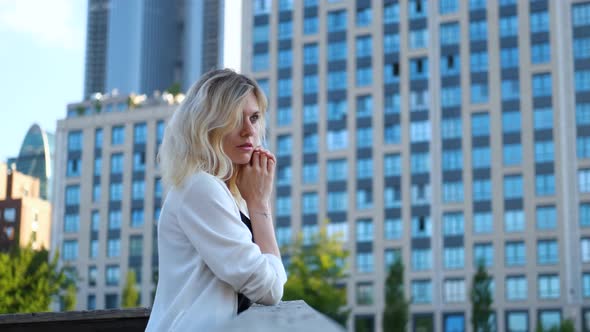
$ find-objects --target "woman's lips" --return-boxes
[237,144,253,151]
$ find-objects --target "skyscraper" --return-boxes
[241,0,590,331]
[83,0,225,98]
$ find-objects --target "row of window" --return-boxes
[67,121,165,152]
[63,234,149,261]
[65,178,162,206]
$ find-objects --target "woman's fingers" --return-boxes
[251,150,260,167]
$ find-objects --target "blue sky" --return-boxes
[0,0,87,161]
[0,0,242,162]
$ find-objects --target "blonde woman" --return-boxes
[146,69,287,331]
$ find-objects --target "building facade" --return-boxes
[83,0,225,98]
[242,0,590,331]
[52,97,173,310]
[0,163,52,252]
[7,124,55,201]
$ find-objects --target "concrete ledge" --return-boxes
[0,301,344,332]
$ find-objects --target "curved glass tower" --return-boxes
[13,124,54,200]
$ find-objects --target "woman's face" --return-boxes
[222,92,261,165]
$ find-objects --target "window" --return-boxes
[538,275,560,299]
[537,240,558,265]
[442,149,462,170]
[474,212,493,234]
[444,279,466,303]
[64,214,79,233]
[410,121,431,142]
[277,164,292,186]
[504,143,522,166]
[444,247,465,269]
[442,117,462,138]
[410,58,428,81]
[356,158,373,179]
[303,43,318,65]
[110,153,123,174]
[327,41,347,61]
[474,243,493,267]
[278,49,292,69]
[384,33,400,54]
[574,37,590,60]
[470,51,488,73]
[67,158,81,177]
[90,239,98,258]
[253,0,271,15]
[471,83,489,103]
[502,79,520,100]
[412,248,432,271]
[111,126,125,145]
[578,136,590,159]
[327,191,347,212]
[302,162,318,184]
[356,252,374,273]
[441,53,460,76]
[129,235,143,257]
[579,169,590,193]
[106,265,120,286]
[504,209,525,232]
[356,66,372,86]
[304,16,318,34]
[68,131,83,151]
[412,216,431,238]
[583,238,590,262]
[469,0,485,10]
[412,280,432,303]
[534,107,553,130]
[108,210,121,230]
[327,159,347,181]
[107,238,120,257]
[133,152,146,172]
[356,127,373,148]
[384,154,401,176]
[94,157,102,176]
[440,23,460,46]
[276,226,292,247]
[472,146,491,169]
[384,123,401,144]
[504,175,523,199]
[536,205,556,230]
[384,249,401,269]
[581,203,590,227]
[439,0,458,14]
[473,178,492,201]
[539,311,561,331]
[469,20,487,41]
[443,212,464,235]
[384,62,400,83]
[384,218,402,240]
[276,196,291,217]
[409,0,427,19]
[385,186,402,207]
[253,24,269,43]
[506,276,527,300]
[583,273,590,298]
[252,53,269,71]
[302,192,318,215]
[95,128,103,149]
[472,113,490,137]
[507,311,528,332]
[131,208,144,228]
[327,10,347,32]
[573,3,590,27]
[278,78,292,97]
[63,240,78,261]
[65,185,80,206]
[303,133,318,153]
[303,103,318,124]
[278,20,292,40]
[532,73,552,97]
[87,295,96,310]
[411,153,429,174]
[91,211,100,231]
[444,314,466,332]
[133,123,146,144]
[532,42,551,64]
[327,70,346,91]
[575,70,590,92]
[356,283,373,305]
[536,173,555,196]
[277,135,292,156]
[409,29,428,49]
[327,222,348,242]
[356,6,372,27]
[109,183,122,202]
[356,219,373,242]
[499,16,518,37]
[156,120,165,144]
[384,2,400,24]
[502,111,521,133]
[530,11,549,33]
[505,242,526,266]
[443,181,464,203]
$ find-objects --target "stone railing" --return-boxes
[0,300,344,332]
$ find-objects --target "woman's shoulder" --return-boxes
[180,171,230,197]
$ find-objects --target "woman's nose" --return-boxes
[241,121,255,136]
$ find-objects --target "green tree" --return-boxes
[382,258,409,332]
[0,244,69,313]
[471,262,494,332]
[282,224,349,326]
[122,270,140,308]
[62,282,77,311]
[536,318,576,332]
[165,82,182,97]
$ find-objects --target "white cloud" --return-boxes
[0,0,84,50]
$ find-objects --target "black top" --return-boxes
[236,212,253,314]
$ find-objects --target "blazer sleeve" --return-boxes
[175,174,287,305]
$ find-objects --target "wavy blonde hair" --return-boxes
[158,69,267,190]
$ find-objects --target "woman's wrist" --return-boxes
[246,200,271,217]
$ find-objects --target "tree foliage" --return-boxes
[165,82,182,97]
[282,224,349,326]
[383,259,409,332]
[471,262,494,332]
[122,270,140,308]
[0,245,69,313]
[536,318,576,332]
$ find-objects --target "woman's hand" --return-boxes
[237,147,276,209]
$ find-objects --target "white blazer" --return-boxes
[145,172,287,331]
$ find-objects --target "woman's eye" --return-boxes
[250,115,259,123]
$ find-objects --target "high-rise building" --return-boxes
[52,96,173,310]
[0,163,52,252]
[83,0,225,98]
[241,0,590,331]
[7,124,55,201]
